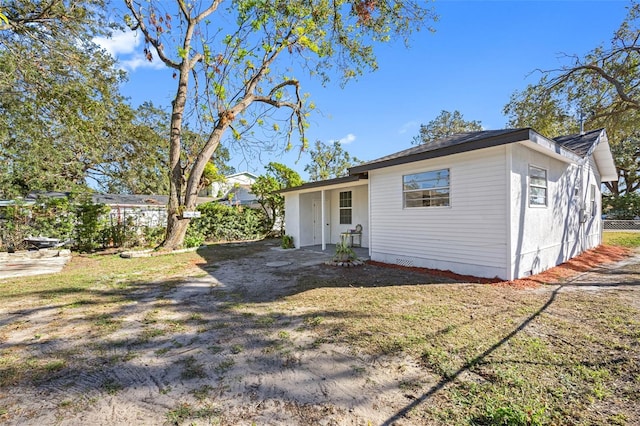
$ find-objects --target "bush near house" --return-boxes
[190,202,268,243]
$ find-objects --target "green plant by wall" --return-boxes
[334,241,356,262]
[0,193,167,252]
[281,234,294,249]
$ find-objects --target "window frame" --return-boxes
[402,168,451,209]
[590,184,596,217]
[528,165,548,207]
[339,190,352,225]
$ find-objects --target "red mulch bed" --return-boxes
[367,245,632,289]
[366,260,502,284]
[499,245,631,289]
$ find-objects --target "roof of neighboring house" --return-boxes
[25,191,72,200]
[92,194,169,207]
[226,171,259,180]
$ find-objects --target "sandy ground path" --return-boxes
[0,245,436,425]
[0,250,71,279]
[1,244,638,425]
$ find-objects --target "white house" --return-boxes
[205,172,259,207]
[281,128,617,280]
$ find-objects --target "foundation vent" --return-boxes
[395,258,415,267]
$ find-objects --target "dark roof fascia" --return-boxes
[348,128,533,174]
[279,174,367,194]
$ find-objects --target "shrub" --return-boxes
[74,196,110,252]
[190,203,268,242]
[281,234,294,249]
[184,226,205,248]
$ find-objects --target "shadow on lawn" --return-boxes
[381,285,564,425]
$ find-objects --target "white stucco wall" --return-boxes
[509,144,602,278]
[369,145,509,279]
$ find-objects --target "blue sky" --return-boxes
[98,0,630,179]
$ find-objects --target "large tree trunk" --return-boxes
[163,215,190,250]
[160,46,192,250]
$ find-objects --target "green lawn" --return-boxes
[0,237,638,425]
[603,231,640,247]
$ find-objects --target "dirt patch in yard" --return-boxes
[0,240,638,425]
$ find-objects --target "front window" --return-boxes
[529,165,547,207]
[590,185,596,216]
[339,191,352,224]
[403,169,450,208]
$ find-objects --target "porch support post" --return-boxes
[321,190,326,251]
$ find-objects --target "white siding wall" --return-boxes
[369,146,509,279]
[328,185,369,247]
[283,193,301,248]
[509,144,602,278]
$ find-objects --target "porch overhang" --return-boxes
[279,173,368,195]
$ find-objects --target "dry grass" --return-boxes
[0,237,638,425]
[268,281,639,424]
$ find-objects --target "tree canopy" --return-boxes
[504,1,640,212]
[123,0,436,249]
[251,162,303,234]
[0,1,176,197]
[412,110,483,145]
[304,140,361,181]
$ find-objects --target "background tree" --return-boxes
[0,1,124,196]
[504,2,640,213]
[304,140,361,182]
[123,0,436,249]
[0,1,177,197]
[251,162,302,234]
[412,110,483,145]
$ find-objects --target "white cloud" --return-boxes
[338,133,356,145]
[398,120,418,134]
[121,53,167,71]
[94,30,165,72]
[94,30,140,57]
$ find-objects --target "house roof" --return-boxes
[350,128,535,174]
[92,194,169,207]
[553,128,603,156]
[279,174,367,194]
[348,127,616,182]
[553,128,617,181]
[225,171,259,181]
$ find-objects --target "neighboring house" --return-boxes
[281,128,617,280]
[92,194,170,228]
[0,192,213,233]
[202,172,260,208]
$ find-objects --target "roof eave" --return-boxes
[591,131,618,182]
[348,128,533,174]
[279,174,368,194]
